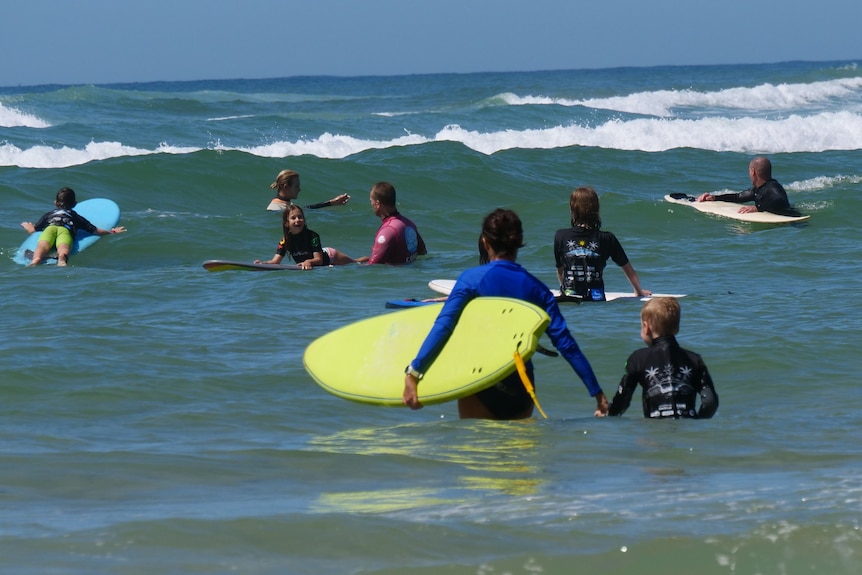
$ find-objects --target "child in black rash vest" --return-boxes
[255,204,365,270]
[608,297,719,419]
[20,187,126,267]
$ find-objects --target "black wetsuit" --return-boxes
[714,179,800,217]
[608,335,718,419]
[553,227,629,301]
[276,227,331,266]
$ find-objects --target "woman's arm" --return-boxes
[305,194,351,209]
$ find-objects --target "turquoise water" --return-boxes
[1,60,861,574]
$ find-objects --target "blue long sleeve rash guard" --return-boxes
[409,260,602,397]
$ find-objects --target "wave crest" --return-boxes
[0,102,51,128]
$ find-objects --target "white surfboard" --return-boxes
[428,279,685,302]
[549,289,687,302]
[202,259,301,272]
[665,193,809,223]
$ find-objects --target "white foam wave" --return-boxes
[0,141,195,169]
[207,114,255,122]
[501,77,862,117]
[0,102,51,128]
[3,112,860,168]
[435,111,862,154]
[786,174,862,192]
[235,132,430,159]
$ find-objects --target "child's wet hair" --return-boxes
[569,186,601,229]
[480,208,524,258]
[55,187,77,209]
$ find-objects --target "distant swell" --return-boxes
[499,77,862,117]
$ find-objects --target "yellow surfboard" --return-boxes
[303,297,550,406]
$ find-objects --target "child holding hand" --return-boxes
[608,297,718,418]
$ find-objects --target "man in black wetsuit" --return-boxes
[696,156,800,217]
[608,297,718,419]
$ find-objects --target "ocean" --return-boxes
[1,59,861,574]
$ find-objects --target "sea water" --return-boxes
[1,60,861,574]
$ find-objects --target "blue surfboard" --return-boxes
[15,198,121,265]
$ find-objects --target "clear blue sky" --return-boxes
[2,0,860,87]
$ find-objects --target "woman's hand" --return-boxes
[594,392,609,417]
[403,374,423,410]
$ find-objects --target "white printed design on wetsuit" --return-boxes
[644,363,696,418]
[563,239,601,285]
[46,210,74,230]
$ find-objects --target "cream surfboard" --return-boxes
[304,297,550,406]
[665,193,809,223]
[427,279,685,302]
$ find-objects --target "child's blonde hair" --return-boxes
[641,297,680,336]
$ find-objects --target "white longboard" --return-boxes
[665,193,809,224]
[428,279,685,302]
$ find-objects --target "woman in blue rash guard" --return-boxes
[402,208,608,420]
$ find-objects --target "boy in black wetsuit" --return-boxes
[608,297,718,419]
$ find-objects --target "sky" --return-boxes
[2,0,861,87]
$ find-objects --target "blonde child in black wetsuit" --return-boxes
[255,204,365,270]
[608,297,718,419]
